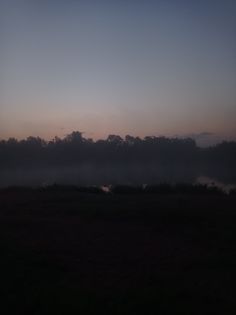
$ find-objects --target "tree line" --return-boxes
[0,131,235,169]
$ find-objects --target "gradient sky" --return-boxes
[1,0,236,144]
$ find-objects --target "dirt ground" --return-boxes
[0,190,236,314]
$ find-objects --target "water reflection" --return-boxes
[0,166,236,189]
[196,176,236,193]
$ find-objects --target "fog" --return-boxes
[0,132,235,188]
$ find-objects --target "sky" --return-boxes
[1,0,236,145]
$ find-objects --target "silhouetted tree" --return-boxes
[0,131,235,186]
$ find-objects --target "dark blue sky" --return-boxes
[1,0,236,144]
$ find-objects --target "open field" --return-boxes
[0,188,236,314]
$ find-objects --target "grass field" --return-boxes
[0,188,236,314]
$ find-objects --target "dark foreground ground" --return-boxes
[0,189,236,314]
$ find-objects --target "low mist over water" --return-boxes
[0,165,196,187]
[0,132,235,188]
[1,167,235,192]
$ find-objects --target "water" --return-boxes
[0,166,235,190]
[196,176,236,193]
